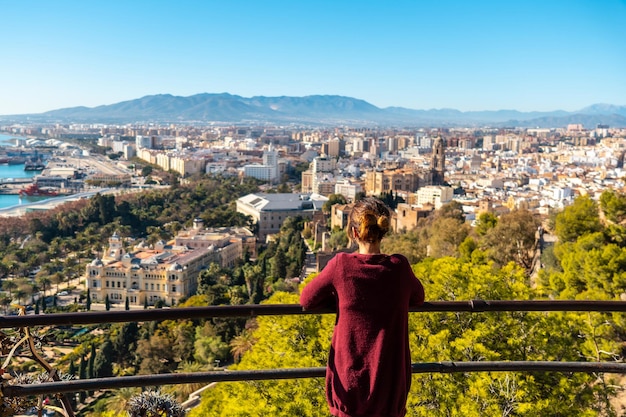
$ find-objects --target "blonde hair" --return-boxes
[347,197,391,244]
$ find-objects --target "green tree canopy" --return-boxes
[554,195,602,243]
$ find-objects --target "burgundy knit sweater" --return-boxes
[300,252,425,417]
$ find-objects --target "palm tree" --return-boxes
[51,272,65,293]
[163,361,209,402]
[230,330,257,363]
[13,287,26,305]
[2,279,17,299]
[36,275,52,297]
[0,294,11,313]
[105,387,141,414]
[16,278,34,303]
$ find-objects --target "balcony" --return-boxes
[3,300,626,416]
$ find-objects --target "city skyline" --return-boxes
[2,0,625,116]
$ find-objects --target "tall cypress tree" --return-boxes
[86,289,91,311]
[105,295,111,311]
[88,344,96,379]
[78,355,87,402]
[79,356,86,379]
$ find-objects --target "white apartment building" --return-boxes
[243,164,275,182]
[263,144,279,180]
[136,135,158,149]
[237,193,327,240]
[334,180,362,202]
[311,156,336,173]
[243,144,279,182]
[416,186,453,209]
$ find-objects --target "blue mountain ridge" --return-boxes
[3,94,626,128]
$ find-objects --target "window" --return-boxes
[106,281,109,288]
[145,283,148,290]
[172,285,177,293]
[151,283,154,290]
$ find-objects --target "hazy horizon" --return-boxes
[2,0,625,115]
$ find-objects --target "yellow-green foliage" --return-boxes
[189,292,333,417]
[191,255,619,416]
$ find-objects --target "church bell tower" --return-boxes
[431,137,445,185]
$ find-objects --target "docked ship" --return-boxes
[0,155,27,165]
[24,158,46,171]
[18,183,59,197]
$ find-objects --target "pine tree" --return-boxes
[93,341,114,378]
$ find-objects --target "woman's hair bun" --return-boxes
[377,215,390,232]
[348,197,391,244]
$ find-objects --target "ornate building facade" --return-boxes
[86,223,255,307]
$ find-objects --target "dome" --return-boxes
[90,258,104,267]
[169,262,184,271]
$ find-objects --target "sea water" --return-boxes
[0,133,49,209]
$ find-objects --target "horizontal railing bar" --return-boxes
[2,300,626,329]
[5,361,626,397]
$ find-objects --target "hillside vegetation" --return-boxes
[189,190,626,417]
[5,179,626,416]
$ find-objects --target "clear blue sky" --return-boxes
[2,0,625,115]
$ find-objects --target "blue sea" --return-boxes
[0,133,52,209]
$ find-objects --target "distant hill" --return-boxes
[2,93,626,128]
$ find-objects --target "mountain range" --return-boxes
[3,93,626,128]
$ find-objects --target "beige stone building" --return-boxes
[364,169,421,195]
[331,204,353,230]
[394,203,433,232]
[86,223,254,307]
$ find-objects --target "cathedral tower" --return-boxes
[431,137,445,185]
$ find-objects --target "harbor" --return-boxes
[0,134,136,214]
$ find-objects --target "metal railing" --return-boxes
[3,299,626,398]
